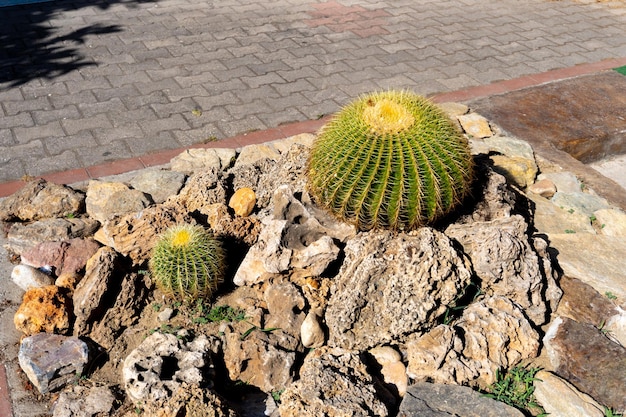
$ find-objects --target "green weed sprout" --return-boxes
[307,90,474,231]
[483,365,545,415]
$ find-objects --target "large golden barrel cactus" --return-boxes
[149,223,224,301]
[307,91,474,231]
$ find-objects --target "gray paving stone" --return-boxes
[78,98,127,118]
[0,112,34,129]
[13,122,65,145]
[3,96,51,116]
[0,129,15,147]
[74,140,133,167]
[46,132,99,155]
[0,158,25,182]
[61,114,113,136]
[0,0,625,193]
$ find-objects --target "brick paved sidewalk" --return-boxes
[1,0,626,186]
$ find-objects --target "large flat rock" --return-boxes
[549,234,626,307]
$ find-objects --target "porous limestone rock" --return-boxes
[228,187,256,217]
[134,383,238,417]
[222,326,296,394]
[228,157,276,198]
[255,143,311,209]
[170,148,236,175]
[85,180,152,223]
[52,385,118,417]
[407,296,540,388]
[20,238,100,278]
[399,382,526,417]
[326,228,472,351]
[234,143,281,167]
[455,296,540,386]
[462,169,517,223]
[0,179,84,222]
[203,203,261,246]
[269,133,315,153]
[11,264,55,291]
[446,214,558,326]
[278,347,389,417]
[122,332,216,404]
[97,204,192,265]
[14,285,72,336]
[18,333,89,394]
[543,317,626,412]
[168,168,228,214]
[5,217,99,256]
[233,186,353,286]
[534,370,604,417]
[264,280,306,341]
[129,168,186,204]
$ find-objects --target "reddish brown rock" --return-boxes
[14,285,72,336]
[20,238,100,278]
[544,317,626,411]
[557,275,620,326]
[6,218,99,256]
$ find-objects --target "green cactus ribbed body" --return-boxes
[149,224,224,301]
[307,91,474,231]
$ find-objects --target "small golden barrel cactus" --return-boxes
[307,90,474,230]
[149,223,224,301]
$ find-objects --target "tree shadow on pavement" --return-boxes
[0,0,153,89]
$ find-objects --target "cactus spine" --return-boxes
[307,90,474,231]
[149,223,224,301]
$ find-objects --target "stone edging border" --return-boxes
[1,57,626,198]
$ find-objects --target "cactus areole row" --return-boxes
[307,91,474,231]
[149,223,224,301]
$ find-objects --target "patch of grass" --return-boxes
[193,303,247,324]
[240,325,279,340]
[482,365,546,416]
[271,389,285,403]
[564,229,576,234]
[605,291,617,300]
[605,407,624,417]
[148,323,185,338]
